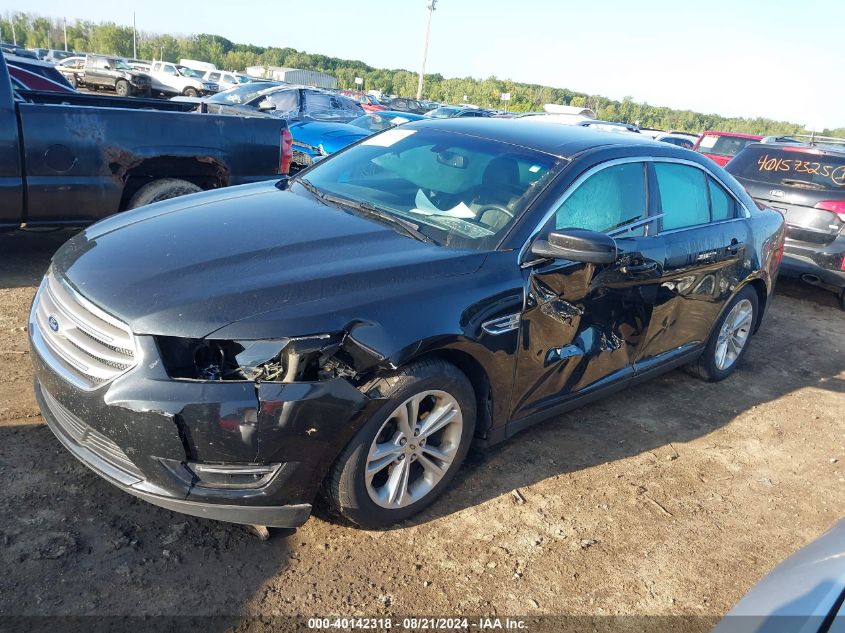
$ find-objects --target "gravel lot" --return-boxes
[0,229,843,626]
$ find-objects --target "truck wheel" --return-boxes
[126,178,202,209]
[322,359,476,529]
[183,87,199,98]
[115,80,130,97]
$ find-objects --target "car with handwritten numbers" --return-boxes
[726,136,845,308]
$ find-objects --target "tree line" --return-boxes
[3,12,842,138]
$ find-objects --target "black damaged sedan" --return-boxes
[30,119,785,529]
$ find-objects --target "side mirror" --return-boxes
[258,99,276,111]
[103,64,111,70]
[530,228,618,264]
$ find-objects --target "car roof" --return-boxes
[367,110,426,120]
[403,117,668,158]
[745,140,845,157]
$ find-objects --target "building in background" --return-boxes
[245,66,337,89]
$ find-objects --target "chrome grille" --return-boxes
[32,271,138,389]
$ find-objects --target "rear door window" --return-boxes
[727,146,845,192]
[708,178,737,221]
[654,163,710,230]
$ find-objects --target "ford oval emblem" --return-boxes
[47,315,60,333]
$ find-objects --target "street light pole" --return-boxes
[415,0,437,100]
[133,12,137,59]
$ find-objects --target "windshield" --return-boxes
[428,107,461,118]
[111,58,132,70]
[176,65,203,78]
[727,146,845,192]
[302,91,363,121]
[298,126,561,250]
[207,81,283,104]
[697,134,757,158]
[349,113,415,132]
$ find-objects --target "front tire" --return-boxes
[183,87,199,98]
[687,285,758,382]
[115,79,130,97]
[323,359,476,528]
[126,178,202,209]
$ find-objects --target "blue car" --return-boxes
[195,82,370,172]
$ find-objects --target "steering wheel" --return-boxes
[474,204,514,231]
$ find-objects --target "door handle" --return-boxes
[622,261,658,274]
[726,238,745,255]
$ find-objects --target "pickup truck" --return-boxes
[0,54,292,230]
[78,55,152,97]
[148,61,218,98]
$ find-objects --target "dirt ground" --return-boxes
[1,230,843,627]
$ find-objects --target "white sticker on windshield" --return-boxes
[362,128,417,147]
[528,165,542,173]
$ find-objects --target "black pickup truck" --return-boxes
[0,54,292,230]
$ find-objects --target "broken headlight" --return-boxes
[156,333,355,382]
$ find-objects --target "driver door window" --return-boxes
[546,162,648,236]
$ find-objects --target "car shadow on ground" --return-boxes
[412,278,845,526]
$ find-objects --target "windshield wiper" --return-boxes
[297,179,434,244]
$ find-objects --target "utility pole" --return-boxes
[11,16,16,46]
[133,12,137,59]
[416,0,437,100]
[63,17,68,51]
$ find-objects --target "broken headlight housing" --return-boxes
[156,333,356,383]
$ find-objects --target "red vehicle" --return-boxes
[340,90,385,112]
[693,131,763,166]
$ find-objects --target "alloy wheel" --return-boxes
[365,390,463,509]
[715,298,753,370]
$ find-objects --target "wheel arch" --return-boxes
[407,348,494,440]
[746,277,768,334]
[118,156,230,210]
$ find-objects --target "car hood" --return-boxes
[51,181,485,339]
[288,120,369,153]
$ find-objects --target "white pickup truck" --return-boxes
[148,61,219,98]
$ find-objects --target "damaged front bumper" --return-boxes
[30,333,380,528]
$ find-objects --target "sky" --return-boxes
[6,0,844,128]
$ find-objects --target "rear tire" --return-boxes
[126,178,202,209]
[115,79,130,97]
[322,359,476,529]
[687,285,758,382]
